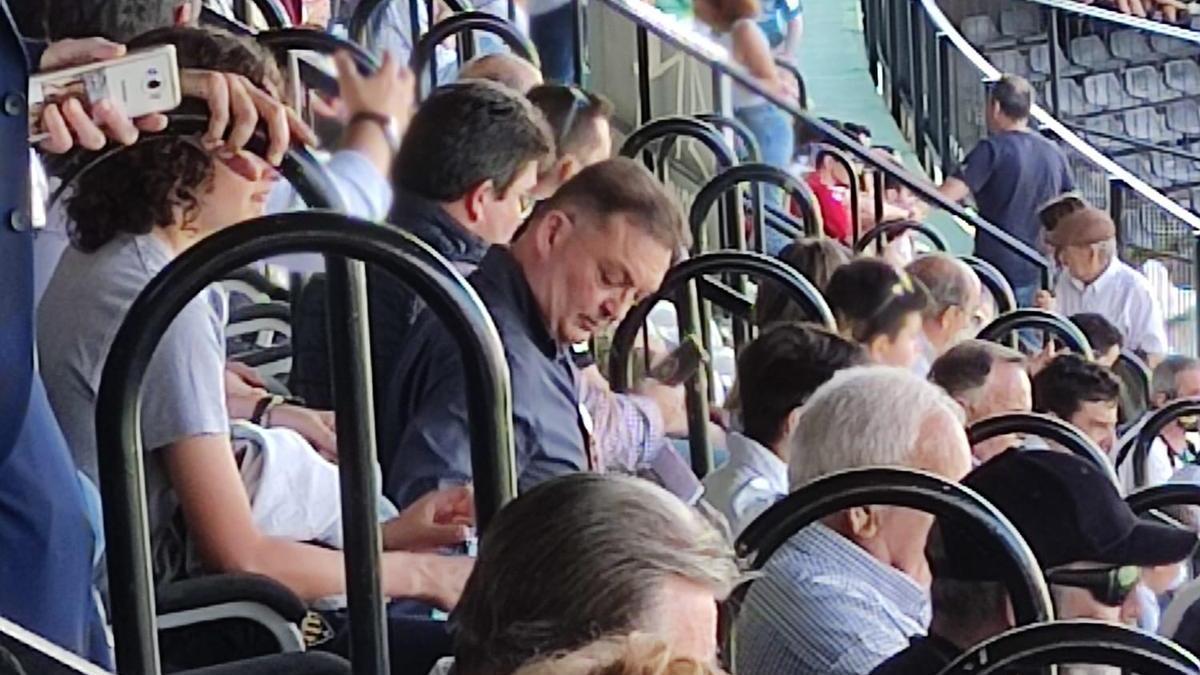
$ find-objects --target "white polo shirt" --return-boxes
[1054,257,1168,356]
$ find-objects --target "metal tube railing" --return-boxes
[599,0,1052,283]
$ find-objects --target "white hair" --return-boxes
[788,365,966,490]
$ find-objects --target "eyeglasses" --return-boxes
[1046,564,1141,607]
[519,192,537,221]
[555,86,592,152]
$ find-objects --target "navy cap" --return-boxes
[937,449,1197,579]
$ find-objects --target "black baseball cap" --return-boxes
[935,449,1197,580]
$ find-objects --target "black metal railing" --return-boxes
[869,0,1200,355]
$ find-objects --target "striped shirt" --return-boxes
[734,523,930,675]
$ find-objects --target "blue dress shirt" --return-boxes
[735,523,930,675]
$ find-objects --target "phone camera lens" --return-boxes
[148,79,162,90]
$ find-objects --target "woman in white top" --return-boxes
[693,0,797,254]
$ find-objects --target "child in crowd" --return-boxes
[824,258,930,368]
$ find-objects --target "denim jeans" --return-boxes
[530,2,578,84]
[736,103,795,255]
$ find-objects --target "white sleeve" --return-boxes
[1132,281,1169,356]
[265,150,393,221]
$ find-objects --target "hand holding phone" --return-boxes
[30,44,181,148]
[646,335,709,387]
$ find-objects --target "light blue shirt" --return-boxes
[702,431,786,536]
[735,523,930,675]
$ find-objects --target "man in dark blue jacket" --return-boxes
[380,157,690,509]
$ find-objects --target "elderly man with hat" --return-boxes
[1036,204,1168,363]
[871,449,1197,675]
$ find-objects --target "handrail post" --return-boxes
[1108,177,1125,251]
[1047,7,1062,118]
[572,0,586,85]
[636,25,653,171]
[912,8,929,165]
[936,33,953,178]
[325,258,390,675]
[1194,234,1200,357]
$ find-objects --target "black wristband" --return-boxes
[250,395,282,425]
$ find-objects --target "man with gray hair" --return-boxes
[906,254,982,376]
[936,74,1074,309]
[735,366,972,675]
[1122,356,1200,490]
[448,473,737,675]
[1037,206,1167,363]
[929,339,1031,465]
[458,53,545,93]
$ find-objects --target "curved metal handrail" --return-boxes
[736,467,1052,626]
[967,412,1120,488]
[609,250,835,390]
[95,214,515,675]
[813,144,860,242]
[620,117,741,250]
[608,251,833,476]
[350,0,477,45]
[909,0,1200,234]
[689,163,823,245]
[694,113,761,163]
[773,56,808,109]
[620,116,737,169]
[854,220,949,254]
[199,6,256,34]
[1114,397,1200,489]
[1127,482,1200,516]
[238,0,292,28]
[410,11,539,96]
[977,308,1095,360]
[937,620,1200,675]
[960,255,1017,316]
[256,27,380,73]
[592,0,1052,284]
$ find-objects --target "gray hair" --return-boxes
[1152,355,1200,401]
[907,254,979,318]
[930,339,1026,408]
[452,474,737,675]
[788,366,966,489]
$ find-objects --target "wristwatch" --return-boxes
[349,111,401,153]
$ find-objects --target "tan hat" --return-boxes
[1046,206,1116,248]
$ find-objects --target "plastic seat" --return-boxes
[962,14,1015,49]
[1151,153,1197,184]
[1165,59,1200,96]
[1124,108,1183,143]
[1165,100,1200,135]
[1125,65,1174,102]
[1030,43,1084,78]
[991,49,1031,79]
[1071,35,1125,70]
[1110,29,1151,62]
[1152,33,1200,58]
[999,5,1042,39]
[1115,154,1153,178]
[1083,72,1132,109]
[1059,78,1102,115]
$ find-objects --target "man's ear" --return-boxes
[846,506,880,540]
[532,209,573,257]
[462,179,493,225]
[558,155,581,184]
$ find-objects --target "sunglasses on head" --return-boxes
[1046,564,1141,607]
[556,86,592,151]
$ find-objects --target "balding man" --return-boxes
[930,340,1032,465]
[458,53,544,94]
[735,366,972,675]
[1038,205,1167,363]
[936,74,1074,308]
[906,254,982,375]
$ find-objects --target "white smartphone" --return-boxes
[29,44,182,142]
